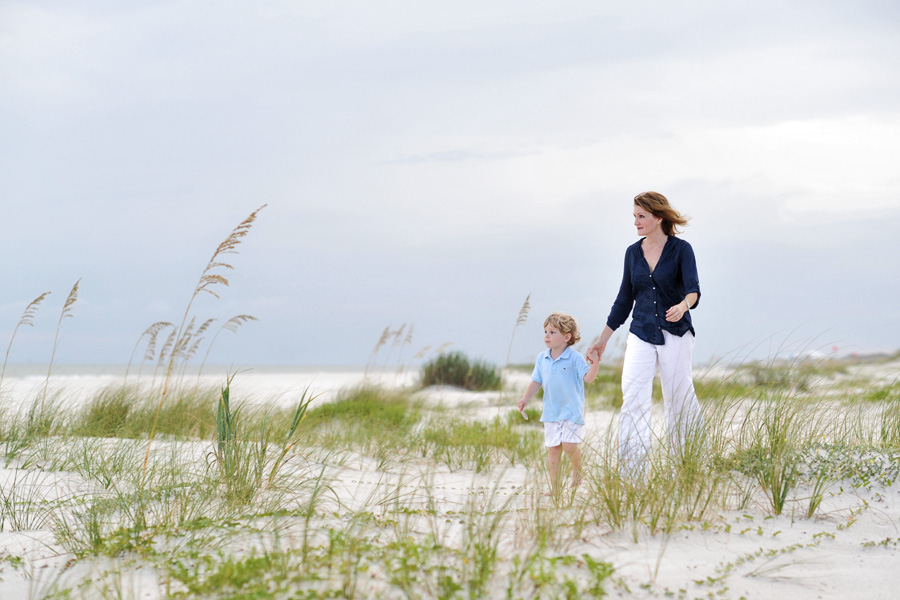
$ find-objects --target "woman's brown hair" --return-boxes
[634,191,689,236]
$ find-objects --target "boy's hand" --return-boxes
[516,397,527,412]
[587,340,606,363]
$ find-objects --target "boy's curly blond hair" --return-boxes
[544,312,581,346]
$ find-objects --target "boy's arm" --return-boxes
[583,348,602,383]
[517,381,542,411]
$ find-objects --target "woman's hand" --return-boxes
[588,326,615,363]
[665,300,690,322]
[587,340,607,363]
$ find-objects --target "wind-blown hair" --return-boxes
[544,312,581,346]
[634,191,689,236]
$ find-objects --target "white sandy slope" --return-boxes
[1,364,899,598]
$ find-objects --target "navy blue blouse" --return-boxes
[606,236,701,345]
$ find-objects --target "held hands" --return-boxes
[665,300,690,322]
[587,341,606,364]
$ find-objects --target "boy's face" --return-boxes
[544,325,571,352]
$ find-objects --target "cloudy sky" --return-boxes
[2,1,899,369]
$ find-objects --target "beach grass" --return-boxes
[1,352,900,597]
[2,206,898,596]
[420,351,502,391]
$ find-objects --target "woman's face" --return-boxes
[634,204,662,237]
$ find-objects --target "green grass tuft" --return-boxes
[420,351,502,391]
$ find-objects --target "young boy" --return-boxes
[517,312,600,493]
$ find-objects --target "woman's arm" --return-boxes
[665,291,698,322]
[666,241,701,322]
[606,249,635,332]
[587,325,616,363]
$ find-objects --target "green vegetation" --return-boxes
[2,356,900,597]
[419,417,543,472]
[2,206,898,597]
[421,351,502,391]
[73,384,219,439]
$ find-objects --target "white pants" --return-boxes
[620,331,703,468]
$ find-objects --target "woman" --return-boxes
[589,191,703,468]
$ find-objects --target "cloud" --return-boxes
[1,1,898,366]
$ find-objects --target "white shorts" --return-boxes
[543,420,584,447]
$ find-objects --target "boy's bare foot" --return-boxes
[570,476,582,489]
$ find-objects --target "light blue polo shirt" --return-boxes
[531,346,590,425]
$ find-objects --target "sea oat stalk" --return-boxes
[195,314,258,390]
[0,292,51,398]
[124,321,173,385]
[41,280,80,414]
[497,294,531,416]
[143,205,266,477]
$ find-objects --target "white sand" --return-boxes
[1,363,899,598]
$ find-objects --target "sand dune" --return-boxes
[0,361,898,598]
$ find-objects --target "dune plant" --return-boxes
[498,294,530,415]
[40,279,80,414]
[124,321,173,385]
[365,326,392,379]
[880,402,900,448]
[0,291,51,399]
[212,374,316,508]
[393,324,416,380]
[212,374,258,507]
[195,314,258,384]
[457,482,512,598]
[419,417,541,472]
[364,323,419,381]
[72,384,218,440]
[303,385,420,458]
[24,392,63,441]
[8,343,900,598]
[581,400,736,538]
[421,351,501,391]
[803,458,831,518]
[51,444,213,559]
[173,316,218,379]
[381,323,409,372]
[270,392,317,485]
[75,385,135,438]
[151,327,178,387]
[0,469,56,532]
[143,205,266,476]
[735,395,804,515]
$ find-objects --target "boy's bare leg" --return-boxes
[547,445,563,493]
[562,442,582,487]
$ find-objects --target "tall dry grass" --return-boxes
[0,292,51,399]
[40,280,80,415]
[142,204,266,476]
[498,293,530,415]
